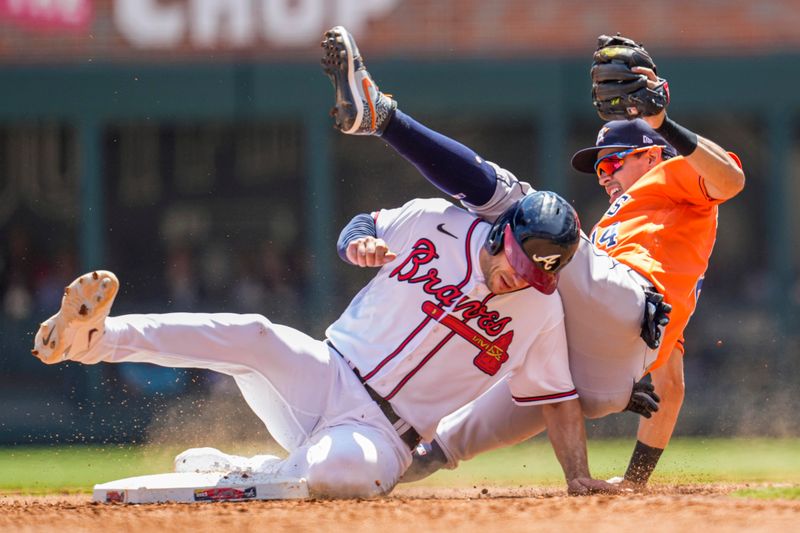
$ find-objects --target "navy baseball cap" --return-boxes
[571,119,677,174]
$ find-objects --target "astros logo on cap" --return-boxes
[596,126,610,144]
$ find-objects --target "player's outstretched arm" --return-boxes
[541,399,620,496]
[634,67,745,201]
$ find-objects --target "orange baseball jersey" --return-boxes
[589,154,742,372]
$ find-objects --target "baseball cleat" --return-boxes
[174,447,282,474]
[32,270,119,365]
[320,25,396,135]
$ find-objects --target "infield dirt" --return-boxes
[2,484,798,533]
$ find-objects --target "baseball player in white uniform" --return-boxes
[321,26,671,482]
[31,192,618,498]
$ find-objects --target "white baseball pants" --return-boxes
[83,312,412,498]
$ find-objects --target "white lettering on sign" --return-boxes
[114,0,185,48]
[192,0,254,48]
[113,0,401,50]
[260,0,324,46]
[1,0,91,29]
[334,0,397,34]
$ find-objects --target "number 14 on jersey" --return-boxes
[591,222,620,250]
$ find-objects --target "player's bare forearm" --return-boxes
[543,399,589,480]
[542,399,619,495]
[637,347,685,449]
[633,67,744,201]
[684,136,745,201]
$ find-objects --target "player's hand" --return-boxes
[631,66,668,129]
[346,237,397,267]
[624,379,660,418]
[567,477,622,496]
[640,288,671,349]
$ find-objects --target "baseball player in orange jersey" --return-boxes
[322,26,745,487]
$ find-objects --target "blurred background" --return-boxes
[0,0,797,448]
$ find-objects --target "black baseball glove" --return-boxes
[591,34,670,121]
[625,379,661,418]
[641,288,671,349]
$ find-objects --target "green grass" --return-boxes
[1,437,798,494]
[412,437,800,488]
[732,486,800,500]
[0,445,182,494]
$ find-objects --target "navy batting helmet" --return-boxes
[485,191,581,294]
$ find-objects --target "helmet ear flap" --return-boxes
[484,207,516,256]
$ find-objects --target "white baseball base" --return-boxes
[93,471,309,504]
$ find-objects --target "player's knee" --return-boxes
[238,313,276,339]
[579,392,629,419]
[652,352,686,404]
[306,453,388,499]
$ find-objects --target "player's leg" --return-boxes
[402,242,661,481]
[558,236,660,417]
[622,346,685,486]
[103,313,363,451]
[182,346,411,498]
[32,271,412,497]
[177,354,412,497]
[178,352,412,498]
[321,26,499,206]
[32,272,341,451]
[401,378,547,482]
[278,422,410,498]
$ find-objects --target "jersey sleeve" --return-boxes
[507,318,578,406]
[662,153,741,206]
[461,161,534,222]
[374,198,453,254]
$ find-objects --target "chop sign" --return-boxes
[114,0,399,49]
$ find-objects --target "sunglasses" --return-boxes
[594,147,651,178]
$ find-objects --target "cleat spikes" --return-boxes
[320,26,396,135]
[32,270,120,365]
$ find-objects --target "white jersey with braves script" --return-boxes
[325,198,577,441]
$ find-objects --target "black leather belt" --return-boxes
[326,340,422,451]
